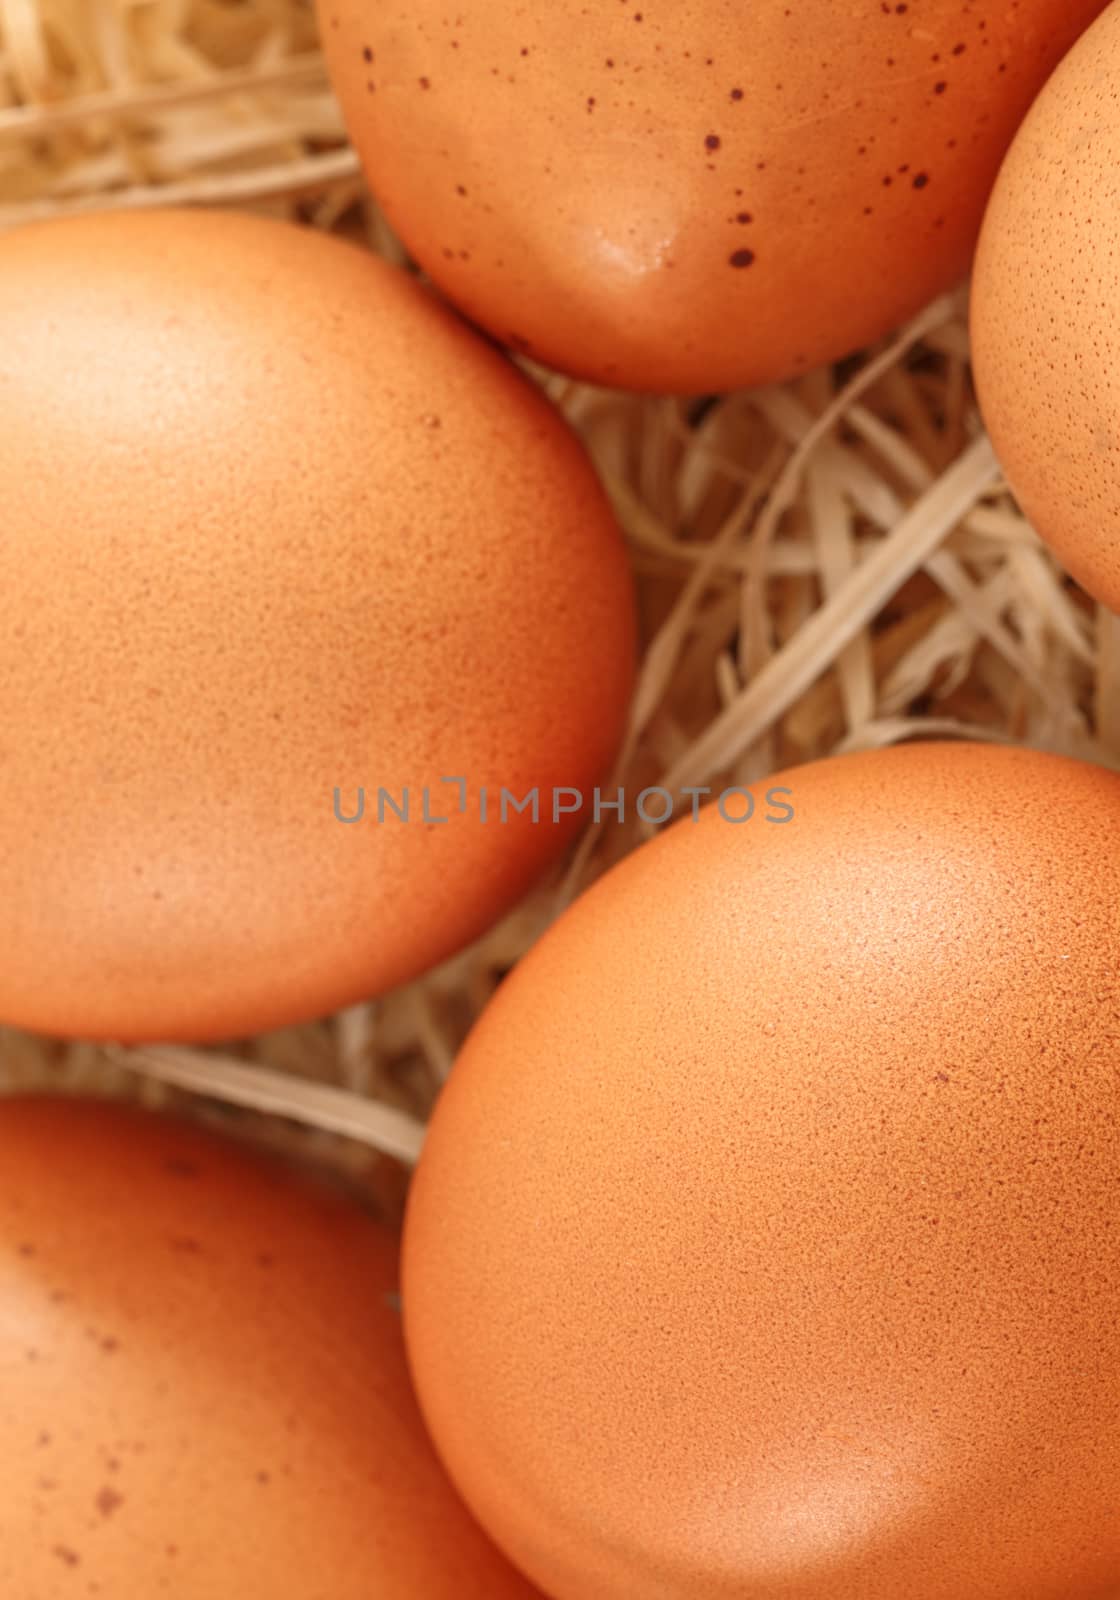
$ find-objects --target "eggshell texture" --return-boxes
[404,742,1120,1600]
[972,3,1120,612]
[0,1096,542,1598]
[320,0,1106,394]
[0,208,634,1044]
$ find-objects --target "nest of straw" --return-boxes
[1,0,1115,1190]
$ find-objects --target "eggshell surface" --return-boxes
[321,0,1107,393]
[404,743,1120,1600]
[0,208,634,1043]
[972,2,1120,612]
[0,1096,542,1599]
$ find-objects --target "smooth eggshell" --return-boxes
[0,1096,541,1598]
[972,2,1120,612]
[0,208,634,1043]
[404,743,1120,1600]
[321,0,1106,393]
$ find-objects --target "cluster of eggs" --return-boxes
[4,1,1120,1595]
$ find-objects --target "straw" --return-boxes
[0,0,1110,1169]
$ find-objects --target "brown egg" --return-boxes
[972,4,1120,613]
[0,1096,542,1598]
[320,0,1105,394]
[0,209,634,1043]
[405,743,1120,1600]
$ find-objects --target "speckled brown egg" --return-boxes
[0,208,634,1044]
[319,0,1106,394]
[404,742,1120,1600]
[972,3,1120,613]
[0,1096,543,1598]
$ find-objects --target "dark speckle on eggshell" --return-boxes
[95,1488,124,1519]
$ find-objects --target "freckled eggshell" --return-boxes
[0,208,634,1044]
[972,2,1120,613]
[404,742,1120,1600]
[319,0,1106,394]
[0,1096,543,1598]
